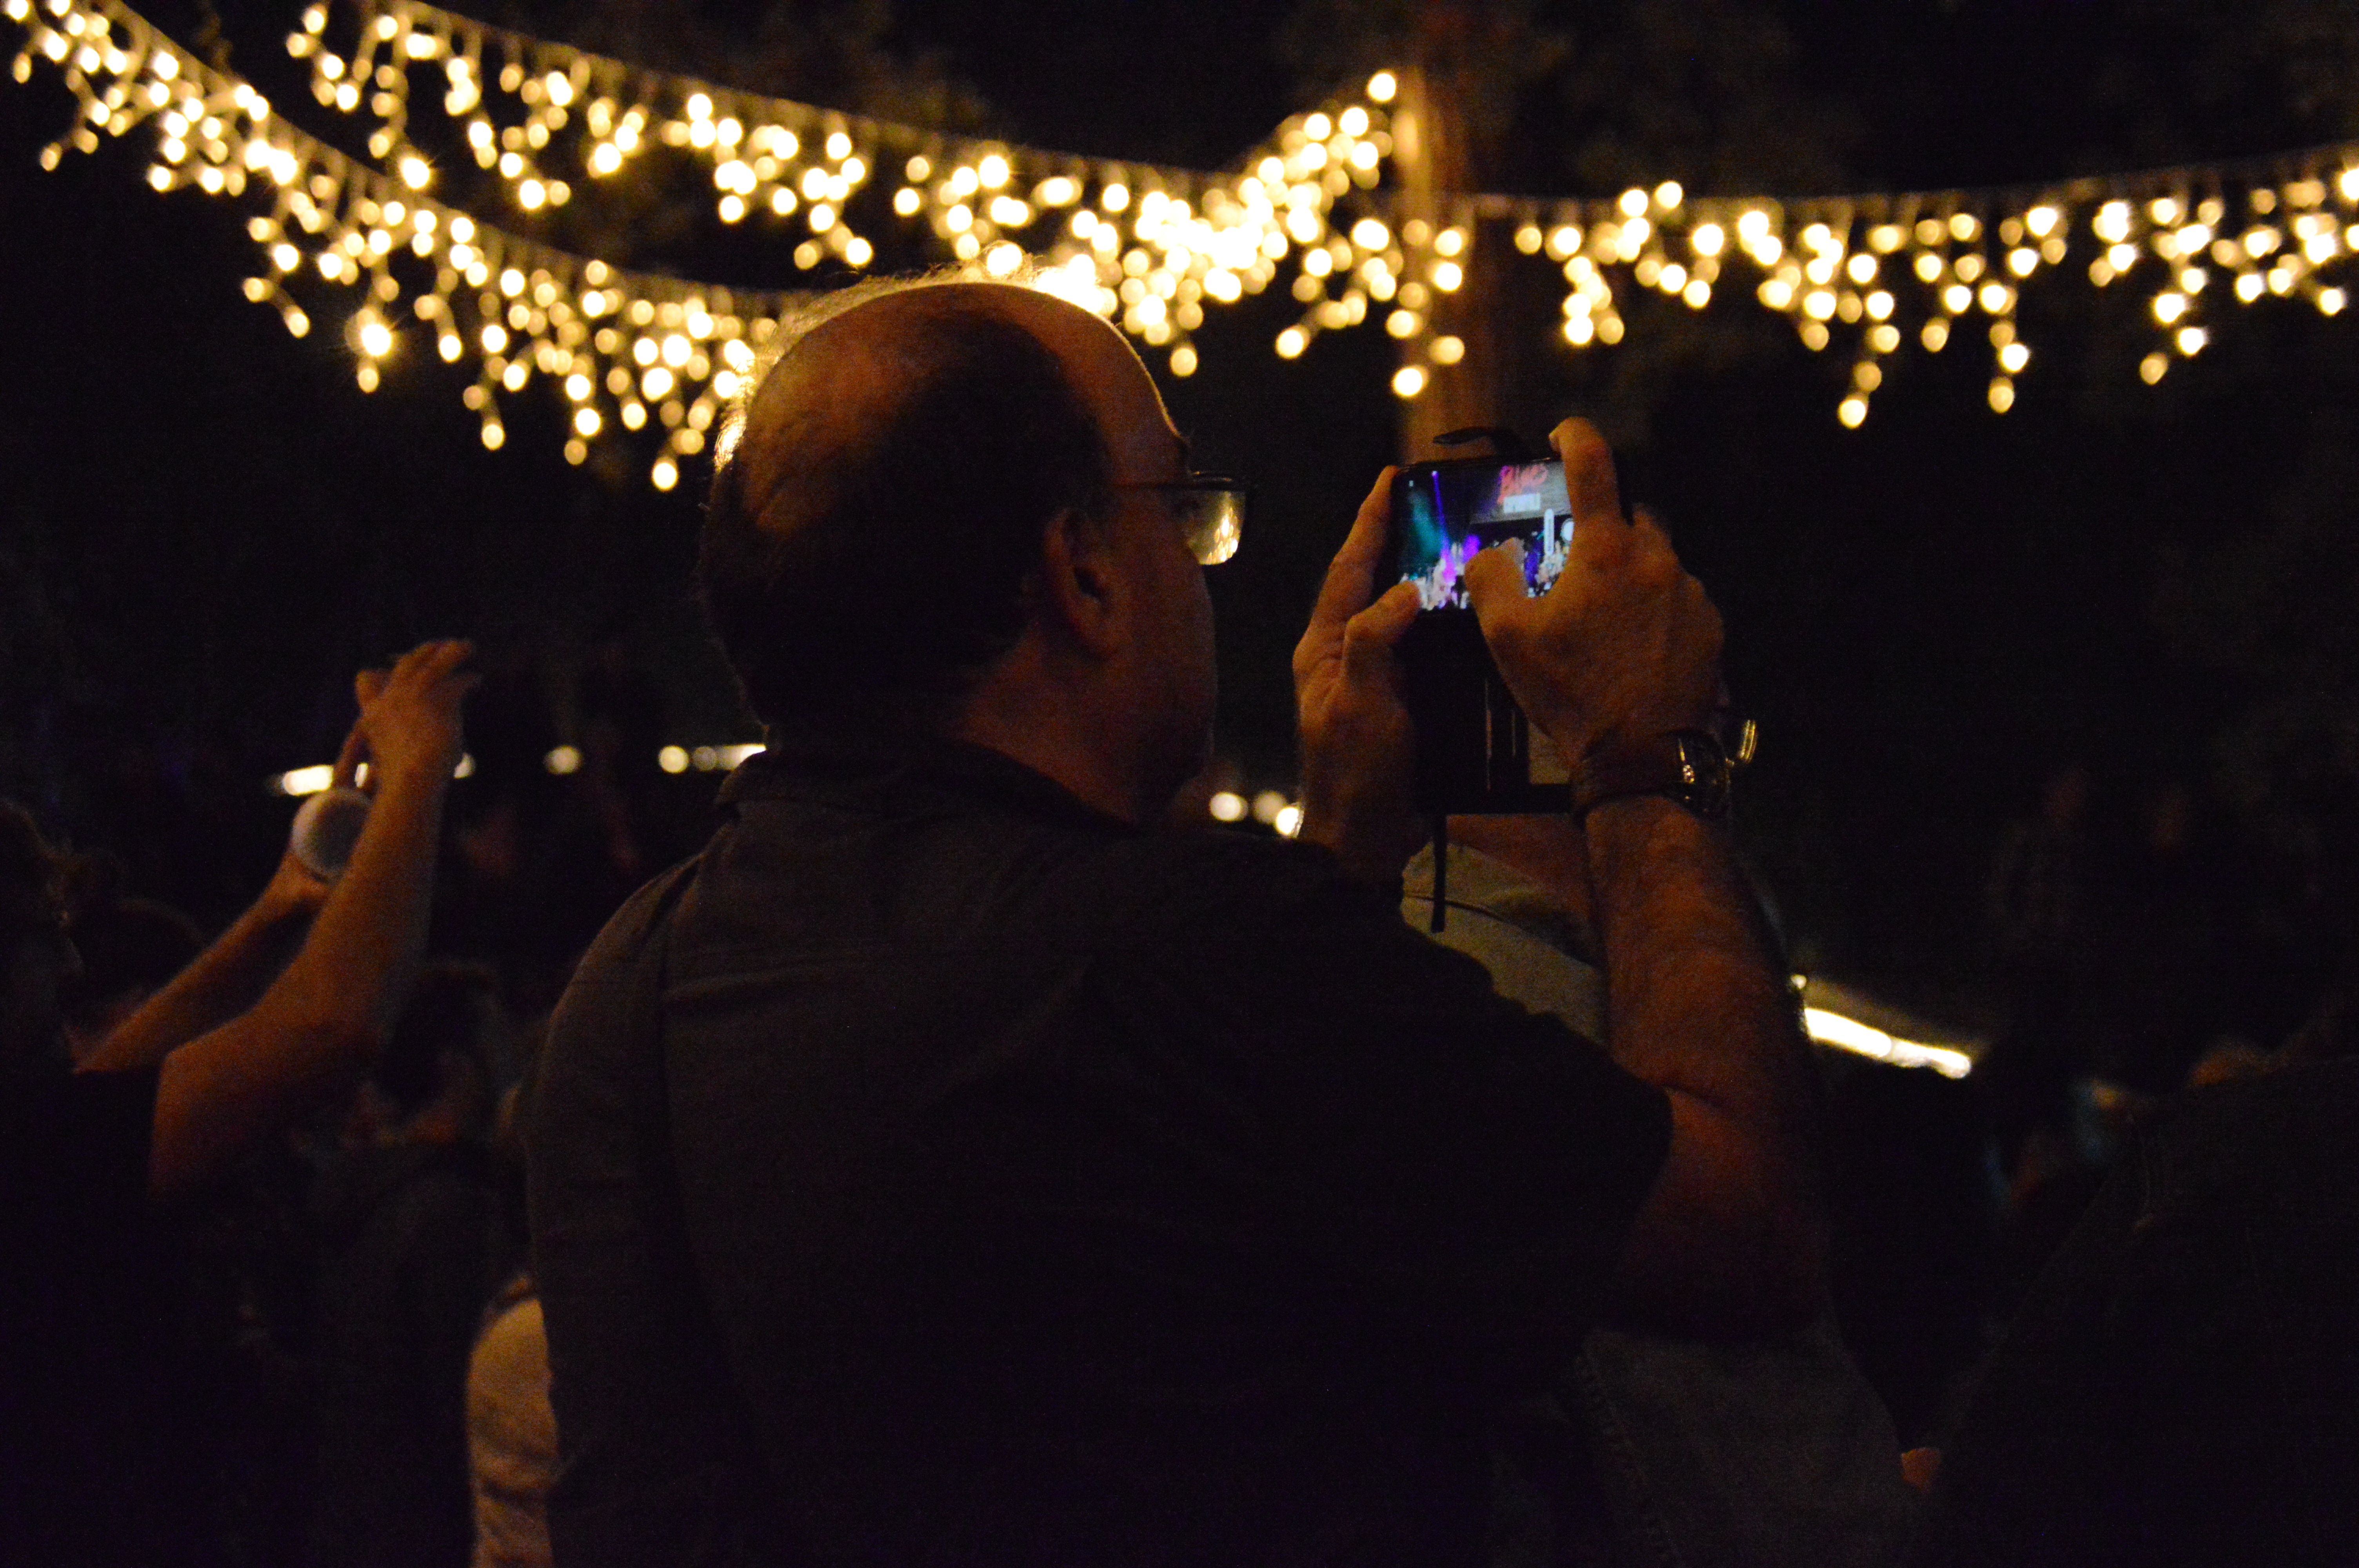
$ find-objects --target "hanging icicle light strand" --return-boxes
[281,0,1390,375]
[11,0,2359,495]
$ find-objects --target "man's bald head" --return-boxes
[700,282,1123,728]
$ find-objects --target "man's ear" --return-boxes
[1034,505,1126,660]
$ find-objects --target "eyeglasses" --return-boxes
[1116,476,1248,565]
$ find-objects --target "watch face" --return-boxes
[1672,731,1734,817]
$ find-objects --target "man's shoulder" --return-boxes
[535,861,703,1120]
[1095,827,1383,930]
[568,858,704,984]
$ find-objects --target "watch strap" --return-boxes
[1568,730,1732,821]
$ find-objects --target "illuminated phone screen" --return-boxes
[1392,459,1575,610]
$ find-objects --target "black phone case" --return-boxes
[1398,612,1570,814]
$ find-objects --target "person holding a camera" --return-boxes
[529,280,1823,1566]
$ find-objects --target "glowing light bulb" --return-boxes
[1391,364,1427,398]
[1367,71,1397,103]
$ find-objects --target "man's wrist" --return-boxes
[1565,726,1734,822]
[1579,796,1733,947]
[370,753,461,797]
[1581,791,1703,835]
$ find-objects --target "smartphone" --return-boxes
[1388,456,1576,813]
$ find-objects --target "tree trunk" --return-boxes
[1394,3,1508,462]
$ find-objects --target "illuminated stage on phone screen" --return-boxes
[1396,460,1574,610]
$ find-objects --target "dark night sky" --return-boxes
[8,0,2359,1038]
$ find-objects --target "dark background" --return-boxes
[9,0,2359,1052]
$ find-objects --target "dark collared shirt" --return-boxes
[529,735,1669,1568]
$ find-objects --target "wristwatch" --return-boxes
[1568,726,1748,822]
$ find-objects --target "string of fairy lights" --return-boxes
[11,0,2359,489]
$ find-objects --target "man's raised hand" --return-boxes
[1293,468,1424,884]
[350,640,479,793]
[1463,420,1722,767]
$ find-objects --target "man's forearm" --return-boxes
[81,898,309,1073]
[148,765,448,1196]
[1586,800,1801,1102]
[1583,797,1826,1327]
[274,763,447,1043]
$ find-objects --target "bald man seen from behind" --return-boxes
[527,279,1825,1567]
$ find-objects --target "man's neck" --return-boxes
[952,666,1150,826]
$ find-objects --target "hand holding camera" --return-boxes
[1462,419,1723,773]
[1293,470,1426,883]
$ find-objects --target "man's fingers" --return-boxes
[426,637,476,671]
[1549,418,1625,530]
[1339,582,1419,680]
[331,722,367,789]
[1462,539,1531,626]
[395,639,474,684]
[1307,468,1398,640]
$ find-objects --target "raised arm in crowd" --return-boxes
[87,638,478,1196]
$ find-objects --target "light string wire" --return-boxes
[11,0,2359,493]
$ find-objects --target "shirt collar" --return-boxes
[717,725,1136,834]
